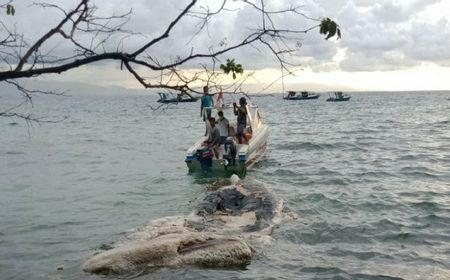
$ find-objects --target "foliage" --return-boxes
[220,59,244,80]
[319,17,341,40]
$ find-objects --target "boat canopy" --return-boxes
[158,92,168,100]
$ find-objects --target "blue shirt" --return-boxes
[201,95,212,108]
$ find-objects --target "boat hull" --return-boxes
[185,124,269,176]
[326,96,351,102]
[157,97,199,103]
[283,95,320,100]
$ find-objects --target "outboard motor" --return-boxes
[195,146,213,172]
[223,137,237,168]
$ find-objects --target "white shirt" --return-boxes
[217,117,229,137]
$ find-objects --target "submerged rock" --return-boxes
[82,177,282,274]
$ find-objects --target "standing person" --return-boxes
[204,117,220,159]
[217,111,230,144]
[200,86,214,121]
[233,97,248,144]
[216,90,224,111]
[200,86,214,136]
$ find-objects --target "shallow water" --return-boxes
[1,91,449,279]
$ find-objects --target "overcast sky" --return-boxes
[4,0,450,91]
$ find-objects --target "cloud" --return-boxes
[372,0,442,22]
[214,0,340,70]
[1,0,340,72]
[336,0,450,71]
[3,0,450,91]
[406,18,450,64]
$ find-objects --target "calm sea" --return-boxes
[1,91,449,280]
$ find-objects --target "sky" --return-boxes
[3,0,450,92]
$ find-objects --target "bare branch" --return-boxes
[15,0,89,71]
[1,0,341,119]
[130,0,198,58]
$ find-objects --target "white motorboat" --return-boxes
[185,104,269,175]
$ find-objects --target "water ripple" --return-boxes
[2,92,450,280]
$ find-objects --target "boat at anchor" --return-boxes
[283,91,320,100]
[157,92,199,103]
[326,91,351,102]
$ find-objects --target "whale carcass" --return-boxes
[82,176,283,274]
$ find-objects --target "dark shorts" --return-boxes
[237,123,246,137]
[203,108,212,121]
[220,136,228,144]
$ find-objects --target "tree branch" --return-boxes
[1,0,341,119]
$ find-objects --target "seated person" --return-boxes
[203,117,220,159]
[228,126,236,137]
[242,127,253,144]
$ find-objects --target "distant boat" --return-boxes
[157,92,199,103]
[283,91,320,100]
[326,91,351,102]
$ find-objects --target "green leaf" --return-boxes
[220,58,245,79]
[319,18,341,40]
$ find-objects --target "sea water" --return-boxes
[1,91,449,279]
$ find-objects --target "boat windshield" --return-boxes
[245,104,262,131]
[158,92,167,100]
